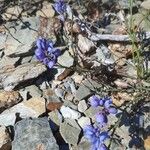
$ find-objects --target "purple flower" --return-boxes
[95,113,108,124]
[108,107,118,114]
[99,144,108,150]
[35,38,61,68]
[104,98,112,109]
[89,95,100,107]
[54,0,66,15]
[99,132,109,143]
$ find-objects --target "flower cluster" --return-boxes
[35,38,61,68]
[84,125,109,150]
[53,0,67,15]
[84,96,118,150]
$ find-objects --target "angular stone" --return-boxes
[36,2,55,18]
[141,0,150,10]
[78,34,95,54]
[0,56,20,70]
[78,100,88,112]
[0,97,45,126]
[0,34,7,50]
[77,117,91,129]
[57,51,74,67]
[12,117,59,150]
[4,17,39,57]
[75,85,91,100]
[60,106,81,120]
[0,90,22,113]
[60,121,81,145]
[0,126,11,150]
[25,85,42,98]
[1,62,46,90]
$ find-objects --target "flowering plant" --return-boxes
[35,38,61,68]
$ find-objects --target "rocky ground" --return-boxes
[0,0,150,150]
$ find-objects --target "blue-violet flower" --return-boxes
[54,0,66,15]
[35,38,61,68]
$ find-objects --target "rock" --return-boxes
[1,62,46,90]
[84,107,99,118]
[141,0,150,10]
[77,117,91,129]
[0,34,6,50]
[25,85,42,98]
[36,2,55,18]
[0,56,20,70]
[71,137,91,150]
[2,6,22,20]
[0,126,11,150]
[65,119,81,130]
[57,51,74,67]
[0,97,45,126]
[21,56,32,64]
[75,84,91,100]
[78,34,95,54]
[0,90,22,113]
[48,109,62,127]
[12,117,59,150]
[60,106,81,120]
[60,121,81,145]
[19,89,28,101]
[54,88,65,99]
[4,17,39,57]
[78,100,88,112]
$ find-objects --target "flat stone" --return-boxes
[84,107,99,118]
[4,17,39,57]
[77,117,91,129]
[12,117,59,150]
[78,100,88,112]
[25,85,42,98]
[36,2,55,18]
[0,34,7,50]
[60,121,81,145]
[141,0,150,10]
[1,62,46,90]
[0,56,20,70]
[60,106,81,120]
[0,97,45,126]
[57,51,74,67]
[0,90,22,113]
[0,126,11,150]
[75,84,91,100]
[78,34,95,54]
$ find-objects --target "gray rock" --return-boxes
[60,106,81,120]
[21,56,32,64]
[57,51,74,67]
[4,17,39,57]
[0,56,20,70]
[60,121,81,145]
[25,85,42,98]
[78,100,88,112]
[75,84,91,100]
[12,117,59,150]
[77,117,91,129]
[141,0,150,10]
[0,97,46,126]
[0,34,6,50]
[1,62,46,90]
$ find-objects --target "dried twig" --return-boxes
[88,31,150,42]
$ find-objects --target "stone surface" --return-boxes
[78,34,95,54]
[36,2,55,18]
[60,121,81,145]
[0,97,45,126]
[78,100,88,112]
[57,51,74,67]
[77,117,91,129]
[75,84,91,100]
[25,85,42,98]
[0,126,11,150]
[141,0,150,10]
[0,34,7,50]
[4,17,39,57]
[60,106,81,120]
[12,117,59,150]
[0,56,20,70]
[1,62,46,90]
[0,90,22,113]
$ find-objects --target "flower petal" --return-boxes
[47,60,56,68]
